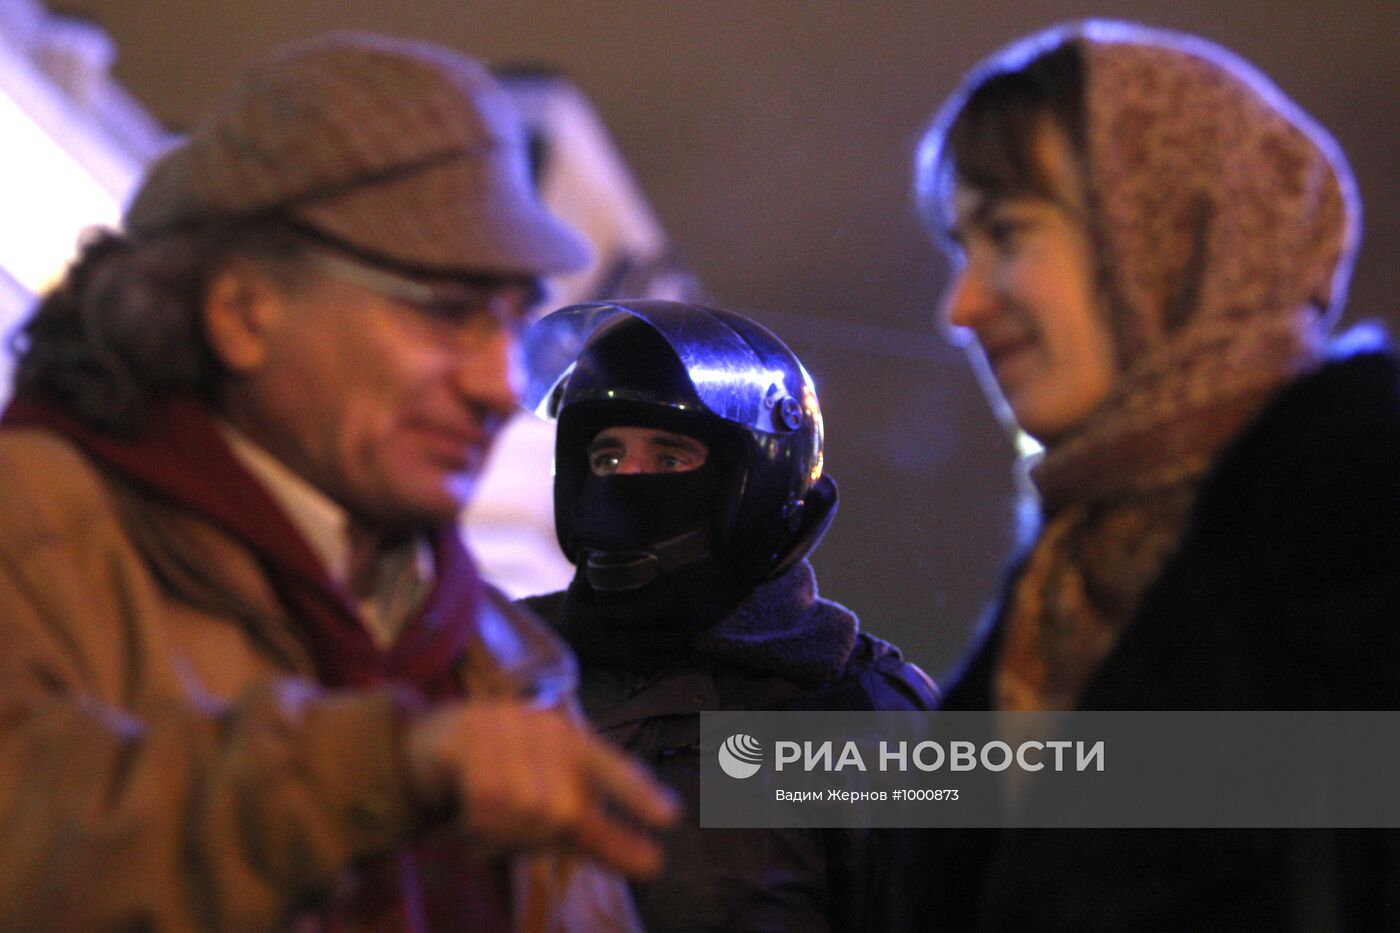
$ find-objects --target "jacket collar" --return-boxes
[1,395,480,696]
[940,344,1400,712]
[693,559,859,685]
[576,561,860,731]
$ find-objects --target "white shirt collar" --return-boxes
[219,422,437,649]
[220,421,355,584]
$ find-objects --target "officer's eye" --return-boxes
[590,452,622,475]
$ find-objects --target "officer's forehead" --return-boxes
[589,425,705,447]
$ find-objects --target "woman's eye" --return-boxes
[987,217,1027,251]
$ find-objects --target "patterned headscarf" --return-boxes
[929,21,1360,710]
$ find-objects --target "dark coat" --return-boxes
[524,560,938,933]
[904,349,1400,931]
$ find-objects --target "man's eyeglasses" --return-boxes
[301,247,548,335]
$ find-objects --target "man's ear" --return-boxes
[202,260,287,374]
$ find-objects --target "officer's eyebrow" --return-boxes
[587,434,625,456]
[647,434,708,459]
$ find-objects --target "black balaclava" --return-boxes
[560,460,752,673]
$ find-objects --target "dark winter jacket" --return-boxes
[524,559,938,933]
[903,349,1400,931]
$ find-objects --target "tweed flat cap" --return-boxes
[125,32,589,276]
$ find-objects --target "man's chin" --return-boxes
[354,478,472,529]
[406,488,472,526]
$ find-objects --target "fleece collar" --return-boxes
[693,559,859,684]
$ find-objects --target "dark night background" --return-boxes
[61,0,1400,679]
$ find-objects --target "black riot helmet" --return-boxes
[524,299,837,588]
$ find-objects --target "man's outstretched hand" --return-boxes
[404,700,680,877]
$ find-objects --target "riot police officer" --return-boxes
[521,299,938,932]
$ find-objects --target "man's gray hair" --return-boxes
[11,221,309,437]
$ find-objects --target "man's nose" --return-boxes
[614,454,647,475]
[454,327,520,423]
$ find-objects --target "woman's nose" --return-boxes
[941,264,993,345]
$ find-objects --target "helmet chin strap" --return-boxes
[583,524,713,593]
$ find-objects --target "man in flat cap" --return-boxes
[0,32,673,932]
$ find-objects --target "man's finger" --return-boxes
[580,738,681,829]
[568,804,668,879]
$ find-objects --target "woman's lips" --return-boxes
[981,332,1037,384]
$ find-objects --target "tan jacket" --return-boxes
[0,428,637,932]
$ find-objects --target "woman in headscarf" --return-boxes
[904,20,1400,930]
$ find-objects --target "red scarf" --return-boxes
[2,395,480,697]
[1,395,509,932]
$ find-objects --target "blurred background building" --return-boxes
[3,0,1396,678]
[0,0,172,386]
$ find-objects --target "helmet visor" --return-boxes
[522,300,813,435]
